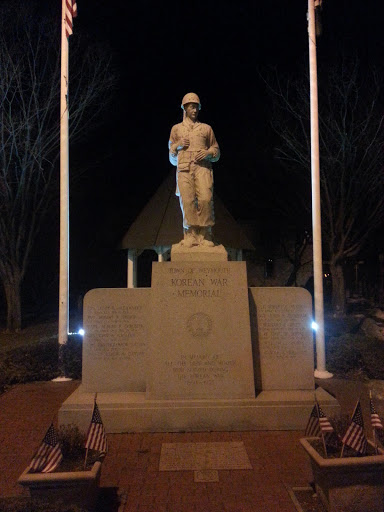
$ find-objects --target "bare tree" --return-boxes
[265,58,384,314]
[0,2,116,330]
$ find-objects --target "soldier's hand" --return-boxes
[194,149,210,162]
[180,137,190,148]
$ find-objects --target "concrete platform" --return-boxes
[58,385,339,433]
[171,243,227,261]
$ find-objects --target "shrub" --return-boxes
[325,333,384,380]
[58,424,87,461]
[0,335,82,394]
[55,424,101,472]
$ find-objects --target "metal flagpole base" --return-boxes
[314,369,333,379]
[53,342,72,382]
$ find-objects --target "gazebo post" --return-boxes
[155,246,171,263]
[127,249,137,288]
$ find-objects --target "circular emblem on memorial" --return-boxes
[187,312,213,337]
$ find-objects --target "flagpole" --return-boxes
[315,397,328,457]
[307,0,332,379]
[55,0,71,382]
[84,393,97,469]
[370,390,378,454]
[84,443,90,470]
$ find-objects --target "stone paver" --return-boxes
[1,378,376,510]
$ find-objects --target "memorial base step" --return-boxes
[59,385,339,433]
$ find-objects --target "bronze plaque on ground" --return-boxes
[159,441,252,471]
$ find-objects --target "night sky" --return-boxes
[72,0,383,215]
[22,0,384,316]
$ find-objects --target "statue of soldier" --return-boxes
[169,93,220,247]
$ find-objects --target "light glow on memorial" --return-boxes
[311,321,319,331]
[67,328,85,336]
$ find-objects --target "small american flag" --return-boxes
[318,405,334,434]
[29,423,63,473]
[370,397,384,430]
[85,402,108,454]
[305,405,321,437]
[65,0,78,38]
[342,401,367,454]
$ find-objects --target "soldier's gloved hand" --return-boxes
[194,149,211,162]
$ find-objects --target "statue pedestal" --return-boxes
[171,243,227,262]
[147,261,255,399]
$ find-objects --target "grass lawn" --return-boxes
[0,320,58,355]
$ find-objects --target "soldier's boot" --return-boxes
[181,227,199,248]
[196,227,214,247]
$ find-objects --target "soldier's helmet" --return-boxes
[181,93,201,110]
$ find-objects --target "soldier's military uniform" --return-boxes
[169,93,220,246]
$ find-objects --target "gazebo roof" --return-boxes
[121,172,255,251]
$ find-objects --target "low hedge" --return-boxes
[325,332,384,380]
[1,326,383,395]
[0,335,82,394]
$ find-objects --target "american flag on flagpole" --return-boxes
[370,397,384,431]
[65,0,78,38]
[318,405,334,434]
[29,423,63,473]
[85,402,108,454]
[342,401,367,454]
[305,405,321,437]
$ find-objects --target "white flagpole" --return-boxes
[54,0,71,381]
[307,0,332,379]
[340,397,360,458]
[315,398,328,457]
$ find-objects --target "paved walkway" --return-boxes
[0,378,381,511]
